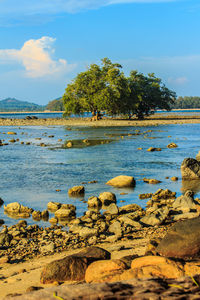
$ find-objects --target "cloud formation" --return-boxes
[0,36,76,78]
[0,0,181,16]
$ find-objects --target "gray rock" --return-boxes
[181,158,200,179]
[140,207,169,226]
[171,190,196,213]
[109,221,122,237]
[118,216,142,229]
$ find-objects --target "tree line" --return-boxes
[61,58,176,119]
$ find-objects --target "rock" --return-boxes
[55,208,76,220]
[184,261,200,277]
[171,176,178,181]
[106,175,135,188]
[156,217,200,259]
[109,221,122,237]
[131,256,184,279]
[103,203,119,215]
[4,202,33,217]
[47,202,61,212]
[118,216,142,229]
[41,210,49,220]
[181,158,200,179]
[77,246,111,260]
[88,196,102,209]
[172,212,199,221]
[41,246,110,283]
[32,211,41,221]
[85,259,127,283]
[140,207,169,226]
[0,232,12,246]
[79,227,98,239]
[139,193,153,199]
[171,190,196,213]
[0,198,4,205]
[147,147,161,152]
[41,256,91,283]
[66,141,73,148]
[151,189,176,201]
[7,132,17,135]
[167,143,178,148]
[143,178,161,184]
[49,217,58,224]
[68,186,85,197]
[119,204,142,214]
[40,242,55,254]
[98,192,116,206]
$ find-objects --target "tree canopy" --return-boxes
[62,58,176,119]
[46,98,64,111]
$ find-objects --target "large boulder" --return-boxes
[55,208,76,220]
[41,247,111,283]
[47,202,61,212]
[106,175,135,188]
[156,217,200,259]
[181,158,200,179]
[88,196,102,209]
[85,259,127,283]
[41,256,91,283]
[130,256,184,279]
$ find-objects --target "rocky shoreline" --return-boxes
[2,126,200,298]
[1,114,200,127]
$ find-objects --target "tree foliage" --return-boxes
[171,97,200,109]
[46,98,64,111]
[62,58,176,119]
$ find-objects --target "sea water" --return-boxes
[1,123,200,227]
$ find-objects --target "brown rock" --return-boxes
[156,217,200,259]
[85,259,127,283]
[41,256,91,283]
[106,175,135,188]
[41,247,110,284]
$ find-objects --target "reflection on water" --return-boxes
[1,123,200,227]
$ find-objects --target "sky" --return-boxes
[0,0,200,105]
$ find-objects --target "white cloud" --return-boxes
[0,36,76,78]
[0,0,182,16]
[168,76,188,85]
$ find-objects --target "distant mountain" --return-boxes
[0,98,45,112]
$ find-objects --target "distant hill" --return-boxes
[0,98,45,112]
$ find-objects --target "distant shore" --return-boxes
[1,114,200,127]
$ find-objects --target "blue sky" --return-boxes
[0,0,200,105]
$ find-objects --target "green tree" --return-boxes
[46,98,64,111]
[127,71,176,119]
[62,58,129,117]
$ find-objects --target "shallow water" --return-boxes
[1,123,200,227]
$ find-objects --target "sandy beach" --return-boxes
[1,114,200,127]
